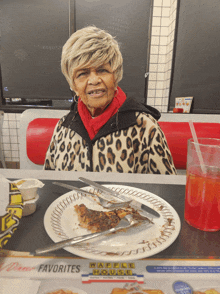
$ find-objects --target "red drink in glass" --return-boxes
[185,166,220,231]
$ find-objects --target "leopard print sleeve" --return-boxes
[43,134,56,170]
[43,116,66,170]
[137,113,177,175]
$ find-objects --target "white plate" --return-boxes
[44,185,181,261]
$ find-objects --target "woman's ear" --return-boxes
[70,82,78,96]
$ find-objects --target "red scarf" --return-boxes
[78,87,126,140]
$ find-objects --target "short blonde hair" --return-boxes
[61,26,123,89]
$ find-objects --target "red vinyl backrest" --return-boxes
[26,118,59,165]
[26,118,220,169]
[158,122,220,169]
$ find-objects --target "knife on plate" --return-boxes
[78,177,160,218]
[52,182,131,209]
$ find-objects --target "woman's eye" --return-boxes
[98,68,108,73]
[77,72,87,78]
[77,69,91,78]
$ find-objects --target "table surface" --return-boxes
[1,169,219,260]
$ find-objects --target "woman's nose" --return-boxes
[88,72,101,85]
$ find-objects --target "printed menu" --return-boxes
[0,254,219,294]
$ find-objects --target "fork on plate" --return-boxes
[52,181,131,209]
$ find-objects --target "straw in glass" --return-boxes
[188,120,206,174]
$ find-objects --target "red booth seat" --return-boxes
[158,122,220,169]
[26,118,220,170]
[27,118,59,165]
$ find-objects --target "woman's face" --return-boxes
[72,63,116,117]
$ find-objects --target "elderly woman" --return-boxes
[44,26,176,174]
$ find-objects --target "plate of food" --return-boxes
[44,185,181,261]
[110,282,165,294]
[39,288,85,294]
[192,288,220,294]
[37,279,87,294]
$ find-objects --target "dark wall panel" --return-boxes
[1,0,151,104]
[1,0,70,100]
[75,0,151,102]
[169,0,220,113]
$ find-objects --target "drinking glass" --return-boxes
[184,138,220,231]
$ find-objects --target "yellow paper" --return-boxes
[0,183,23,248]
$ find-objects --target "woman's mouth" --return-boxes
[87,89,106,97]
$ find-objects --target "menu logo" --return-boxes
[82,262,144,284]
[89,262,135,269]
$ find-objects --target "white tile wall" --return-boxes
[147,0,178,113]
[0,0,178,164]
[1,113,21,163]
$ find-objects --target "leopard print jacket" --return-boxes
[44,98,177,174]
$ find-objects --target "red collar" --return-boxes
[78,87,126,140]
